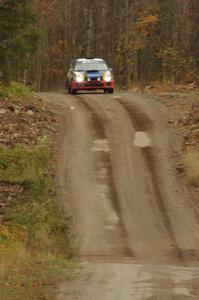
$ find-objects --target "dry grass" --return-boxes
[184,150,199,186]
[0,88,75,299]
[0,240,71,300]
[0,145,51,184]
[0,199,73,300]
[0,144,74,299]
[0,82,34,100]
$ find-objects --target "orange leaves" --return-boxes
[131,40,145,53]
[136,15,159,29]
[129,14,159,53]
[157,47,172,59]
[35,0,56,27]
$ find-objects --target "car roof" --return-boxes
[76,58,104,62]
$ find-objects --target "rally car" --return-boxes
[66,58,115,94]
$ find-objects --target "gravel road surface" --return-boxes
[41,92,199,299]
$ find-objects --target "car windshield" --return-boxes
[75,60,108,71]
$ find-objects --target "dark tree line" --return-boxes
[0,0,40,83]
[0,0,199,90]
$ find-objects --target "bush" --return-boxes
[184,150,199,186]
[0,82,34,99]
[0,145,51,184]
[0,144,73,299]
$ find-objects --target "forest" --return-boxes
[0,0,199,90]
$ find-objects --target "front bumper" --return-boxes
[71,80,115,91]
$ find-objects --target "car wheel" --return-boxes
[109,89,114,94]
[68,85,71,94]
[104,89,109,94]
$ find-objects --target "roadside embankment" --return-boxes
[147,87,199,201]
[0,83,74,300]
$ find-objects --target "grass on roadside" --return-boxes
[0,82,34,100]
[0,144,74,299]
[0,145,51,184]
[184,149,199,187]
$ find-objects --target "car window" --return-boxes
[75,60,108,71]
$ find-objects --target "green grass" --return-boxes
[0,145,51,184]
[0,82,34,100]
[0,144,75,299]
[0,243,73,300]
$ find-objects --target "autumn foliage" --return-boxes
[0,0,199,89]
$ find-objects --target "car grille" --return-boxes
[85,82,103,87]
[86,77,102,81]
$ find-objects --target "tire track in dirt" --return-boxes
[76,97,133,258]
[76,94,179,262]
[40,93,199,300]
[117,99,185,261]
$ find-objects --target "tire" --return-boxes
[68,85,71,94]
[104,89,109,94]
[109,89,114,94]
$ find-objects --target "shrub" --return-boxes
[0,82,34,99]
[0,145,51,184]
[184,150,199,186]
[0,144,73,299]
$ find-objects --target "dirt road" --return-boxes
[41,92,199,299]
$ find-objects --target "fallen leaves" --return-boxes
[0,95,58,221]
[0,98,58,148]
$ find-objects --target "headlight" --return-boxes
[103,71,112,82]
[74,72,84,83]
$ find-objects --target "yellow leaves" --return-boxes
[130,40,145,52]
[130,14,159,53]
[136,15,159,29]
[0,224,27,246]
[0,225,13,243]
[185,150,199,187]
[157,47,175,59]
[157,47,187,66]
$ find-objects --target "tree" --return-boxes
[1,0,199,89]
[0,0,39,82]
